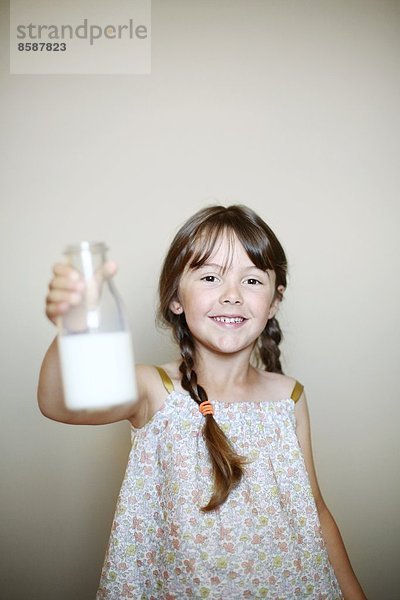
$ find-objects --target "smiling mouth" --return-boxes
[211,316,246,324]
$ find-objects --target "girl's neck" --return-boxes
[194,347,256,395]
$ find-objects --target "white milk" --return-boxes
[58,331,137,410]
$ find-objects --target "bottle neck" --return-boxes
[60,241,128,335]
[64,241,108,279]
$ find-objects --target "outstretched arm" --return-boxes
[295,392,367,600]
[37,262,148,426]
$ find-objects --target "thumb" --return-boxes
[86,261,118,308]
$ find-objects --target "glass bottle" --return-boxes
[57,241,137,411]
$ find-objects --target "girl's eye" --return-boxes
[201,275,218,282]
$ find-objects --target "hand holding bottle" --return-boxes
[45,261,117,325]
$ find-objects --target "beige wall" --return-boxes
[1,1,399,598]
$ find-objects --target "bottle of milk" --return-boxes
[57,241,137,411]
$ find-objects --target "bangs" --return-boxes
[188,221,275,273]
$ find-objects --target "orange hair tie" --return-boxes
[199,401,214,416]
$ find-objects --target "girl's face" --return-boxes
[170,233,284,357]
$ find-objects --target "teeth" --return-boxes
[214,317,244,323]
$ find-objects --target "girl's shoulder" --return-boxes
[255,368,300,403]
[134,363,177,397]
[130,364,177,428]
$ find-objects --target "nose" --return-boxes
[219,282,243,305]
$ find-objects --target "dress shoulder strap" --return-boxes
[154,366,175,394]
[290,380,304,403]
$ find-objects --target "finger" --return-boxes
[52,263,81,280]
[47,289,83,305]
[93,260,118,285]
[91,261,118,302]
[103,260,118,278]
[53,260,117,279]
[46,301,70,323]
[49,275,85,292]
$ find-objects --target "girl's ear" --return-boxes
[268,285,285,319]
[169,299,183,315]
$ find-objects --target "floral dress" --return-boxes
[97,369,343,599]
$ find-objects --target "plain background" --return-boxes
[1,1,400,599]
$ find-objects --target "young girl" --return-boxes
[38,205,366,599]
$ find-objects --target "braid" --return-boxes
[175,320,205,403]
[258,316,284,374]
[174,316,247,512]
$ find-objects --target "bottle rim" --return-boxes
[64,241,109,254]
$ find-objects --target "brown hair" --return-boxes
[158,205,288,511]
